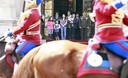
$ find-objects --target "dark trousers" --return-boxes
[71,26,75,40]
[67,27,71,39]
[80,28,86,40]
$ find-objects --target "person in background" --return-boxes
[75,13,81,40]
[47,16,54,40]
[71,13,77,40]
[41,14,45,39]
[66,11,72,39]
[54,12,60,21]
[60,14,67,40]
[54,20,60,40]
[89,12,95,38]
[54,12,61,39]
[79,12,87,40]
[85,13,91,40]
[7,0,42,58]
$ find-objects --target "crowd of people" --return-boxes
[41,11,95,40]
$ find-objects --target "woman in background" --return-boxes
[47,16,54,40]
[60,14,67,40]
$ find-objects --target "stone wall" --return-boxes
[0,0,23,36]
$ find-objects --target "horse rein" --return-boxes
[0,55,6,61]
[0,36,7,42]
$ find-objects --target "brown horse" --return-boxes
[0,36,18,78]
[0,54,14,78]
[0,41,14,78]
[12,40,126,78]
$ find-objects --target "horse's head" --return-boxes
[0,55,12,78]
[0,36,14,78]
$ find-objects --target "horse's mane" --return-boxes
[12,45,41,78]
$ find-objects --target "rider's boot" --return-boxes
[13,53,22,75]
[15,53,23,63]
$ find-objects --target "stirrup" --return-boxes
[123,59,128,64]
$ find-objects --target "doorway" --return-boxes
[54,0,69,16]
[54,0,83,16]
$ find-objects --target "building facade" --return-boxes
[41,0,94,39]
[41,0,93,18]
[0,0,24,36]
[0,0,128,38]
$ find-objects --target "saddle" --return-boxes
[77,40,125,78]
[88,38,124,73]
[97,45,124,73]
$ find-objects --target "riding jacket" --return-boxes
[13,8,41,44]
[93,0,128,42]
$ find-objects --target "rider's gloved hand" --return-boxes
[112,0,128,9]
[7,32,13,37]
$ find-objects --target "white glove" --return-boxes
[112,0,128,9]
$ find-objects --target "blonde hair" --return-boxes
[100,0,114,4]
[25,0,37,9]
[17,0,38,25]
